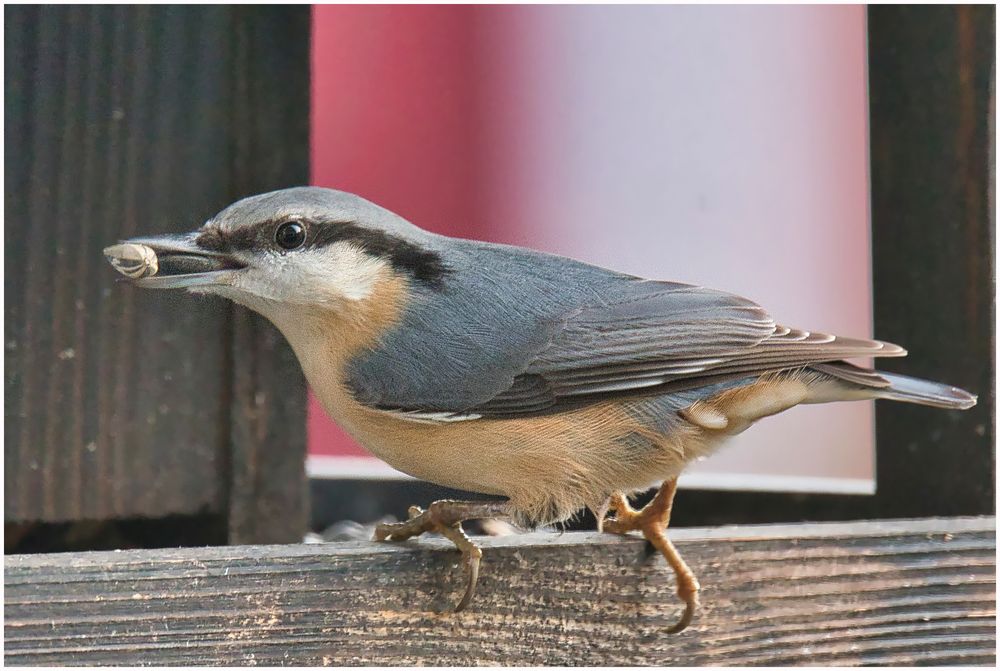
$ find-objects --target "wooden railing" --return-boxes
[5,516,995,666]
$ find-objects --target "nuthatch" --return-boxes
[105,187,976,632]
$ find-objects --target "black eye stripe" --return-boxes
[197,219,303,253]
[309,221,450,288]
[195,224,260,253]
[194,227,226,252]
[196,218,450,289]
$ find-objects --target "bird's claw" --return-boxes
[373,500,487,612]
[453,542,482,612]
[605,482,700,633]
[668,593,697,635]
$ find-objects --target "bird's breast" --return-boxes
[308,373,709,523]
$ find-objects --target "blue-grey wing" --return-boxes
[344,239,903,416]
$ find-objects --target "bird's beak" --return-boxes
[103,233,245,289]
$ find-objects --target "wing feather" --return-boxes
[471,282,905,416]
[344,243,906,418]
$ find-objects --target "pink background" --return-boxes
[309,5,874,493]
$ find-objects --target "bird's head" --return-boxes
[104,187,449,330]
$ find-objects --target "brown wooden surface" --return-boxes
[4,5,308,541]
[224,6,310,546]
[5,4,228,523]
[4,517,995,666]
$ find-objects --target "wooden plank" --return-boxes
[4,517,995,666]
[225,6,310,545]
[4,5,234,522]
[3,5,309,537]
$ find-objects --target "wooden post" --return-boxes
[4,5,309,546]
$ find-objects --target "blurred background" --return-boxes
[309,4,876,495]
[5,4,994,553]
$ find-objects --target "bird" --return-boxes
[104,187,977,632]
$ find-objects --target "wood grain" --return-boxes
[5,517,995,666]
[4,5,309,540]
[225,6,310,546]
[5,5,231,522]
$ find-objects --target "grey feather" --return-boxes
[344,234,904,417]
[812,361,976,409]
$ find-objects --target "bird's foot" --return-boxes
[605,479,700,633]
[373,499,510,612]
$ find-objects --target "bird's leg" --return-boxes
[373,499,512,612]
[604,479,700,633]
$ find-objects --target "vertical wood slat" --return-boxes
[5,5,228,523]
[4,6,309,543]
[868,5,995,518]
[225,7,310,544]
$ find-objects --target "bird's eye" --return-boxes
[274,221,306,250]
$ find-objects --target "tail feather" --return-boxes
[874,371,978,410]
[809,361,977,410]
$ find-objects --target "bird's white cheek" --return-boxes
[309,243,390,302]
[229,243,390,306]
